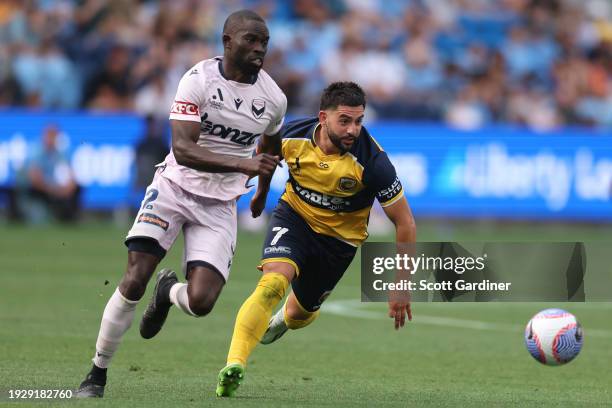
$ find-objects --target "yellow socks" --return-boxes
[226,273,289,366]
[284,299,319,330]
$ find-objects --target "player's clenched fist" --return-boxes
[239,154,280,178]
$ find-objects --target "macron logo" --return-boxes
[170,101,199,116]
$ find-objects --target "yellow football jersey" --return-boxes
[279,117,403,246]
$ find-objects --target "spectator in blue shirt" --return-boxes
[18,124,81,223]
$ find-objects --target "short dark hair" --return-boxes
[319,82,366,111]
[223,10,265,34]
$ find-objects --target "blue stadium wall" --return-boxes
[1,110,610,221]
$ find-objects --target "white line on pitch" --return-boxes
[322,300,612,337]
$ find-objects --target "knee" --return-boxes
[284,307,319,330]
[119,274,147,301]
[119,257,157,301]
[255,272,290,303]
[185,265,226,316]
[285,302,313,321]
[187,291,217,317]
[261,262,295,283]
[284,295,319,329]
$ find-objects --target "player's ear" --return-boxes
[318,110,327,124]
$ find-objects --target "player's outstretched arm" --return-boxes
[250,133,282,217]
[383,196,416,244]
[171,119,279,177]
[382,196,417,329]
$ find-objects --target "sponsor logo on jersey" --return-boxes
[206,88,225,110]
[170,100,199,116]
[338,177,358,192]
[251,98,266,118]
[208,98,223,110]
[200,112,261,146]
[137,212,169,231]
[293,183,351,211]
[264,246,292,255]
[189,69,199,76]
[234,98,243,110]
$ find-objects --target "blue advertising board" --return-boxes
[258,123,612,222]
[369,123,612,221]
[0,110,143,209]
[1,111,610,220]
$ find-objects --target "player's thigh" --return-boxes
[259,203,310,282]
[182,197,237,283]
[291,235,357,312]
[122,174,186,299]
[126,172,186,254]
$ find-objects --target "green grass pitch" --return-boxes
[0,221,610,407]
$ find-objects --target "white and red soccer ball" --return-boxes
[524,309,583,366]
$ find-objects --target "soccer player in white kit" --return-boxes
[76,10,287,398]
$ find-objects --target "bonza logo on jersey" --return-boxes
[200,112,261,146]
[171,100,199,116]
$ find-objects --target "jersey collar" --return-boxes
[216,57,258,85]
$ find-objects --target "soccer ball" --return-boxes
[524,308,583,366]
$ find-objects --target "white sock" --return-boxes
[273,306,287,329]
[169,282,197,317]
[92,288,139,369]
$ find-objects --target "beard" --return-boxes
[326,122,353,154]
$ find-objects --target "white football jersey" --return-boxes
[162,57,287,200]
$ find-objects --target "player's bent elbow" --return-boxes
[406,217,417,233]
[174,153,188,167]
[406,217,417,234]
[172,142,191,167]
[395,217,417,242]
[391,212,415,230]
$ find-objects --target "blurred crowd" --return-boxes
[0,0,611,130]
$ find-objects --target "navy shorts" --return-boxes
[261,200,357,312]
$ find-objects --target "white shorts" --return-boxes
[126,171,237,282]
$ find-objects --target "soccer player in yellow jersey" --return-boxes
[216,82,416,397]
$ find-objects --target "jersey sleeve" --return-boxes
[278,117,318,160]
[264,93,287,135]
[280,127,291,160]
[364,151,404,207]
[169,68,204,122]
